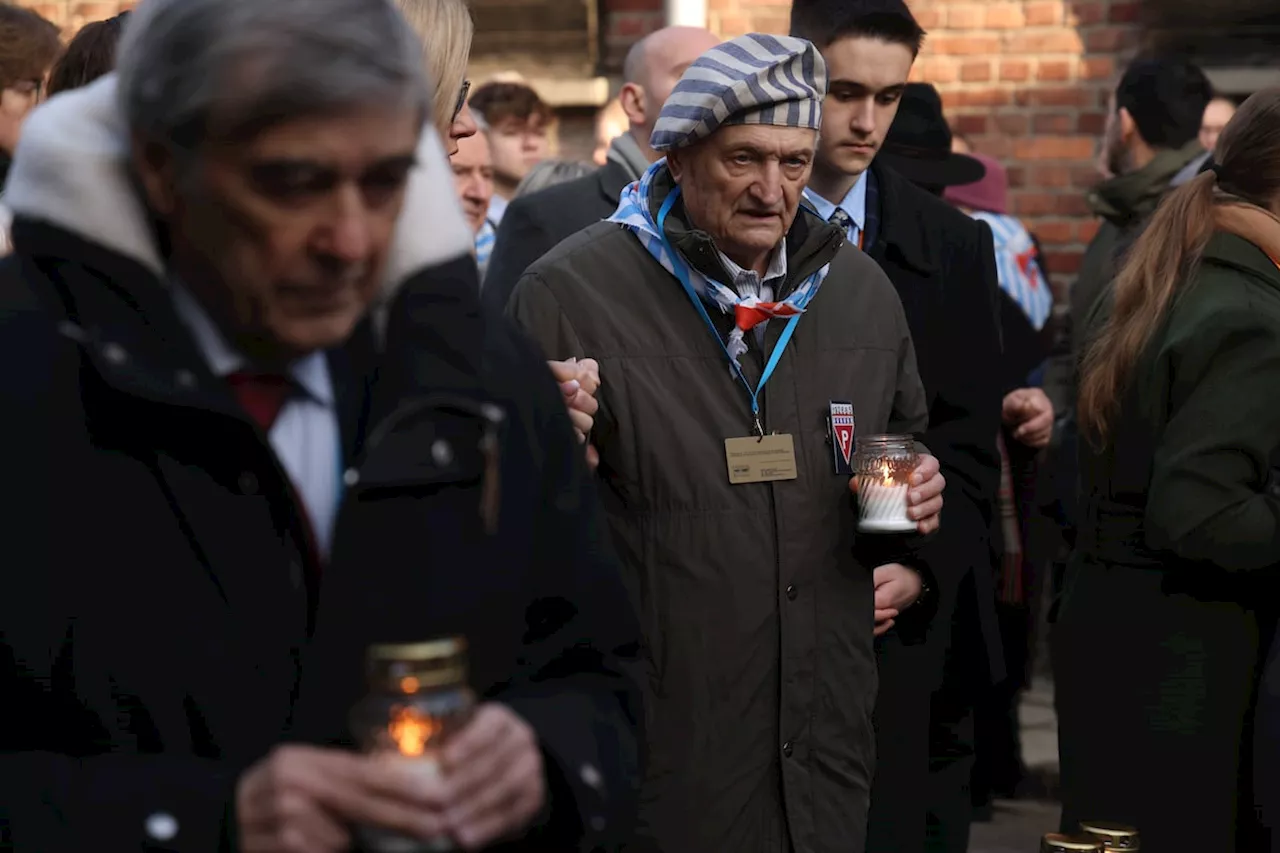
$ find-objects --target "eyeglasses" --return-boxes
[452,79,471,122]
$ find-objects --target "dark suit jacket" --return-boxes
[865,161,1005,683]
[860,162,1005,853]
[0,218,642,851]
[482,159,634,315]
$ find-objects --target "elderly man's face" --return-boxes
[452,130,494,234]
[668,124,817,274]
[138,105,421,360]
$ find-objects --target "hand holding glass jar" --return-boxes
[848,435,945,535]
[350,639,547,852]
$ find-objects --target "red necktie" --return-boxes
[226,371,295,433]
[225,371,323,574]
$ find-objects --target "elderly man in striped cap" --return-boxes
[510,34,945,851]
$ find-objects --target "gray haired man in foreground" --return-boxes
[0,0,640,850]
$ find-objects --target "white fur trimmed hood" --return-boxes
[4,74,476,297]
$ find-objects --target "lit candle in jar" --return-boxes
[351,639,475,852]
[854,436,917,533]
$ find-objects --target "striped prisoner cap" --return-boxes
[649,33,827,153]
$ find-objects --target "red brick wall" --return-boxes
[902,0,1142,293]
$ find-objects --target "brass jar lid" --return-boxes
[1080,821,1140,850]
[1042,834,1104,853]
[367,637,468,691]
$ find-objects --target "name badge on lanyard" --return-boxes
[655,188,817,485]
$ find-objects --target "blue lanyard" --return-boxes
[656,188,804,437]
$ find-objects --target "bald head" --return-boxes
[619,26,720,163]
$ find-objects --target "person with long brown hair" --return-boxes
[1055,88,1280,852]
[46,12,128,98]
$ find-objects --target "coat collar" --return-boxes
[867,160,938,276]
[645,164,844,295]
[596,158,637,208]
[1203,232,1280,289]
[1086,139,1204,227]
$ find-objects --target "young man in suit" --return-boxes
[481,25,719,313]
[790,2,1048,850]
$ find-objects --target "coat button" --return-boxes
[590,816,607,832]
[102,342,128,365]
[238,471,259,495]
[289,561,304,590]
[580,763,604,790]
[145,812,178,842]
[782,741,793,758]
[343,468,360,488]
[786,584,797,601]
[175,369,197,389]
[431,439,453,466]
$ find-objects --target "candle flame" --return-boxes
[388,705,439,757]
[881,461,893,486]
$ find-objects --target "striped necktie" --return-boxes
[828,207,863,249]
[828,207,853,233]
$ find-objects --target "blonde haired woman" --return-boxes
[395,0,478,156]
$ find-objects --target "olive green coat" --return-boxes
[1054,233,1280,852]
[508,182,930,852]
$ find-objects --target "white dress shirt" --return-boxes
[804,171,869,247]
[171,285,342,557]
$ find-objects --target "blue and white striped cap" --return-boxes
[650,34,827,153]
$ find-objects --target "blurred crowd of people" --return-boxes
[0,0,1277,851]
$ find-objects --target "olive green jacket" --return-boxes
[1079,232,1280,568]
[1044,139,1206,413]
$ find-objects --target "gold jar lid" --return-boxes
[1042,834,1104,853]
[1079,821,1140,850]
[367,637,468,692]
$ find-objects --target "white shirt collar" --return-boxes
[170,283,334,407]
[714,243,788,298]
[804,171,868,233]
[486,193,509,226]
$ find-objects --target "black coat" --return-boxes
[482,159,633,315]
[861,163,1004,853]
[866,161,1004,684]
[0,219,642,852]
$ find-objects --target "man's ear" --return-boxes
[618,82,646,129]
[1117,106,1137,146]
[130,134,180,217]
[666,147,684,183]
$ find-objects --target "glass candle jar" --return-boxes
[1041,834,1104,853]
[1079,821,1141,851]
[854,435,918,533]
[350,637,476,853]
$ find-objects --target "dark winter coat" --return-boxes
[0,85,641,852]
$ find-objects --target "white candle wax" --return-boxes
[857,480,915,533]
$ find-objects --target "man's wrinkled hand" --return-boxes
[549,358,601,469]
[439,703,547,850]
[908,453,944,534]
[1003,387,1054,449]
[236,745,447,853]
[872,563,924,636]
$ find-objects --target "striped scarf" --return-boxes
[971,211,1053,331]
[474,219,496,277]
[607,159,830,370]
